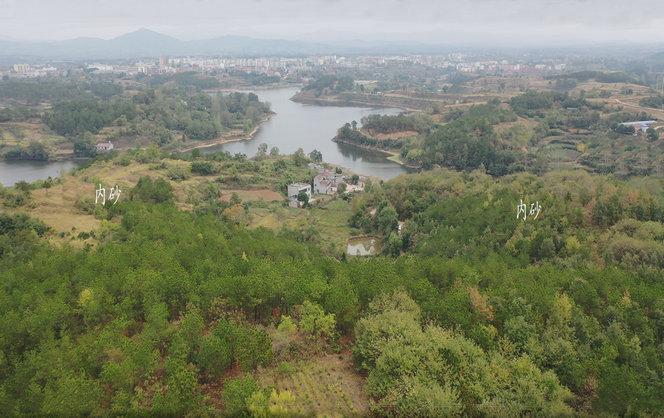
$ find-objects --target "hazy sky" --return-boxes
[1,0,663,44]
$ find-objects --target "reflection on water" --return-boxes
[0,159,81,186]
[336,141,390,163]
[205,87,409,180]
[0,87,408,186]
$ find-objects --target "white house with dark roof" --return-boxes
[95,141,114,152]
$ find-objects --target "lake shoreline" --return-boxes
[291,91,417,111]
[1,86,409,185]
[332,137,421,169]
[203,82,298,94]
[175,113,274,153]
[291,94,413,111]
[1,113,274,163]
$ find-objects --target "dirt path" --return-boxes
[613,98,664,119]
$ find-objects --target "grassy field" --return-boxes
[248,198,356,254]
[20,176,101,246]
[255,353,369,417]
[3,158,284,242]
[67,158,288,207]
[0,121,70,157]
[220,189,282,202]
[4,155,360,252]
[3,161,153,245]
[572,81,651,97]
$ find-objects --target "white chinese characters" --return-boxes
[95,184,122,205]
[517,199,542,221]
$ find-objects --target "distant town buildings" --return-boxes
[345,179,366,194]
[12,63,30,74]
[0,52,582,83]
[86,63,115,73]
[0,51,583,84]
[9,53,572,81]
[7,63,59,78]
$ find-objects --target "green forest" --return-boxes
[2,65,664,416]
[336,89,664,177]
[2,162,664,415]
[0,77,272,160]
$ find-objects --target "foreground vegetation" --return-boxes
[2,67,664,416]
[0,148,359,255]
[2,159,664,415]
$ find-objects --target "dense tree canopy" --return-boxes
[1,168,664,415]
[2,67,664,416]
[360,113,431,134]
[1,77,271,161]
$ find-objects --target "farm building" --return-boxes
[287,182,312,208]
[314,170,345,195]
[95,141,114,152]
[619,121,656,135]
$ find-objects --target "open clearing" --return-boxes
[220,189,282,202]
[7,158,301,245]
[6,157,359,252]
[13,176,101,246]
[256,353,369,417]
[0,121,70,157]
[248,198,355,254]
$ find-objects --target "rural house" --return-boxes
[95,141,114,152]
[313,170,345,195]
[287,182,312,208]
[619,121,656,135]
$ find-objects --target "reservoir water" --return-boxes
[0,160,80,187]
[205,87,408,180]
[0,87,407,186]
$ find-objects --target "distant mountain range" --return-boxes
[0,28,444,61]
